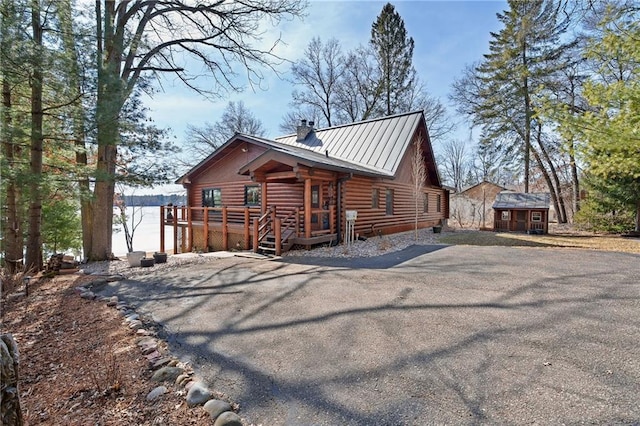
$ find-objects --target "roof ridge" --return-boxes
[274,110,424,140]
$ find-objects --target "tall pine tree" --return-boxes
[370,3,416,116]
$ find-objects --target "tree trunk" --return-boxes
[58,0,93,259]
[535,126,567,223]
[25,0,44,271]
[530,146,562,226]
[88,0,121,260]
[0,334,23,426]
[1,73,23,273]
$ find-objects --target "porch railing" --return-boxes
[161,204,335,255]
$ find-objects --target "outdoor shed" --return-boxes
[493,192,550,234]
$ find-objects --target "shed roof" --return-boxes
[493,192,550,210]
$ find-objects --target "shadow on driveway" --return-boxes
[279,244,449,269]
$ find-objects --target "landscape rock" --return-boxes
[80,291,96,300]
[128,320,144,330]
[151,366,185,382]
[203,399,233,421]
[146,386,167,402]
[105,275,123,282]
[186,382,212,407]
[151,357,172,369]
[213,411,243,426]
[86,279,107,291]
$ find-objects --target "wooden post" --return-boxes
[203,207,209,251]
[271,205,276,227]
[172,205,178,255]
[329,205,335,234]
[187,207,193,252]
[295,207,300,237]
[253,218,259,253]
[160,206,165,253]
[244,207,250,250]
[261,181,267,214]
[275,217,282,256]
[304,179,313,250]
[222,207,228,251]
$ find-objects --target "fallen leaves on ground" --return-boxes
[1,273,208,425]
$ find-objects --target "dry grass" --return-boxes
[439,228,640,254]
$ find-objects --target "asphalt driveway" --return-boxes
[98,245,640,425]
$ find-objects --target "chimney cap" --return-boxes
[301,119,307,126]
[309,120,314,127]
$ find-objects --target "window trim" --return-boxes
[372,188,379,209]
[202,188,222,207]
[531,211,542,222]
[244,185,261,206]
[501,210,510,221]
[436,194,441,213]
[423,192,429,213]
[385,188,393,216]
[311,185,320,208]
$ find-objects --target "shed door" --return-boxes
[515,210,527,231]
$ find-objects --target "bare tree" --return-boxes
[438,139,471,192]
[336,45,382,122]
[289,37,346,128]
[185,100,265,163]
[87,0,305,260]
[411,136,427,240]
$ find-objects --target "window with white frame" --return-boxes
[531,211,542,222]
[501,211,510,221]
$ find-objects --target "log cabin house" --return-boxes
[493,192,550,234]
[161,111,450,255]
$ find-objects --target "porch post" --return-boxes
[203,207,209,251]
[172,205,178,254]
[261,182,267,214]
[187,207,193,252]
[222,207,228,250]
[253,218,259,253]
[304,178,312,239]
[160,206,165,253]
[244,207,250,249]
[275,217,282,256]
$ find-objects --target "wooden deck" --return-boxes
[160,205,336,255]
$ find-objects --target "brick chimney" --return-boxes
[296,119,313,142]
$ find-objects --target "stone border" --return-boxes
[75,277,244,426]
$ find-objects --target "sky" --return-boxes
[140,0,508,195]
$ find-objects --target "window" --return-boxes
[311,185,320,208]
[501,211,510,221]
[385,188,393,215]
[244,185,260,206]
[436,194,441,213]
[372,188,379,208]
[202,188,221,207]
[532,211,542,222]
[423,192,429,213]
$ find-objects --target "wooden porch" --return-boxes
[160,204,337,256]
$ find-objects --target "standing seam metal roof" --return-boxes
[492,192,551,209]
[274,111,423,176]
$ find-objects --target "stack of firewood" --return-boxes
[45,254,79,274]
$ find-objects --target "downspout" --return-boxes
[335,173,353,245]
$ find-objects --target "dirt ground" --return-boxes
[0,273,210,425]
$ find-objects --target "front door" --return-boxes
[515,210,527,232]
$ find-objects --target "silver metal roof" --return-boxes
[493,192,550,209]
[237,135,389,177]
[274,111,424,176]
